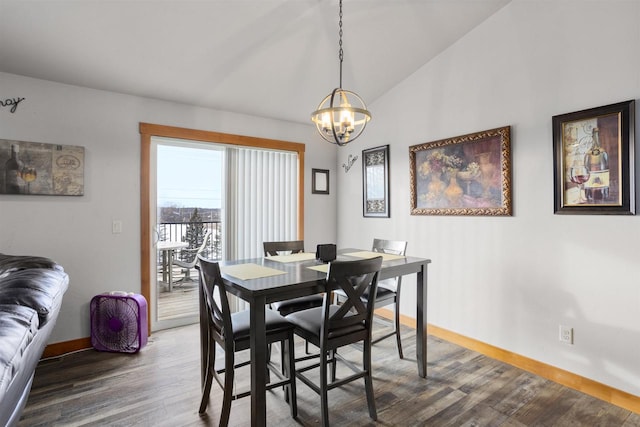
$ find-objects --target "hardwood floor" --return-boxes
[19,323,640,426]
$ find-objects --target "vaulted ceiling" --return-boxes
[0,0,510,124]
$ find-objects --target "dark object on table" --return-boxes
[315,243,336,263]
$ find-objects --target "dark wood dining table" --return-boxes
[199,248,431,427]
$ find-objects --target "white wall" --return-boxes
[0,72,337,343]
[336,0,640,397]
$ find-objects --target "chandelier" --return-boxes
[311,0,371,146]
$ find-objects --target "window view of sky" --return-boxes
[157,144,223,209]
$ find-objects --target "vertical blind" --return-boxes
[225,147,299,311]
[225,147,299,261]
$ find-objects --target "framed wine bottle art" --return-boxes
[552,100,635,215]
[0,139,85,196]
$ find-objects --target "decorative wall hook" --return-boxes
[342,154,358,173]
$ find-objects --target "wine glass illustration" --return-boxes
[20,166,37,194]
[569,165,590,203]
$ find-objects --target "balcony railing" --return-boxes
[157,221,222,261]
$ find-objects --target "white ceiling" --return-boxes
[0,0,510,125]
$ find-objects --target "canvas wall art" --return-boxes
[0,139,85,196]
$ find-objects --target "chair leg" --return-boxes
[330,349,337,382]
[320,349,330,427]
[363,338,377,421]
[280,341,286,379]
[198,343,215,414]
[284,335,297,418]
[394,301,404,359]
[220,350,234,427]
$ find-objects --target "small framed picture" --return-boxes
[363,145,390,218]
[552,100,635,215]
[312,168,329,194]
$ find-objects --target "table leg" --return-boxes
[416,263,427,378]
[249,296,267,427]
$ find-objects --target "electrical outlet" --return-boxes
[559,325,573,344]
[112,220,123,234]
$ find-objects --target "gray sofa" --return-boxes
[0,253,69,427]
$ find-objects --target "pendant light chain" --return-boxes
[338,0,343,89]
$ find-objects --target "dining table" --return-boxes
[200,248,431,427]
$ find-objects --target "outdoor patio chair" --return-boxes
[172,229,212,284]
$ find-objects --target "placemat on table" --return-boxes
[307,264,329,273]
[266,252,317,263]
[221,263,286,280]
[343,251,405,261]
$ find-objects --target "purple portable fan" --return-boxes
[90,292,148,353]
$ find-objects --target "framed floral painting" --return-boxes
[409,126,512,216]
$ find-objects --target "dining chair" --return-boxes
[334,238,408,358]
[285,256,383,427]
[369,238,408,358]
[196,255,297,426]
[264,240,324,360]
[263,240,324,316]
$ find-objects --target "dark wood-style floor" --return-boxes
[19,323,640,426]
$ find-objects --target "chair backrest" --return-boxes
[263,240,304,256]
[372,238,407,291]
[322,256,383,346]
[197,255,232,347]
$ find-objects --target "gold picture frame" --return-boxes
[410,126,512,216]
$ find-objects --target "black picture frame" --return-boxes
[311,168,329,194]
[552,100,635,215]
[362,145,390,218]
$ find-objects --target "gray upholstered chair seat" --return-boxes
[271,295,325,317]
[230,308,293,341]
[286,305,365,339]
